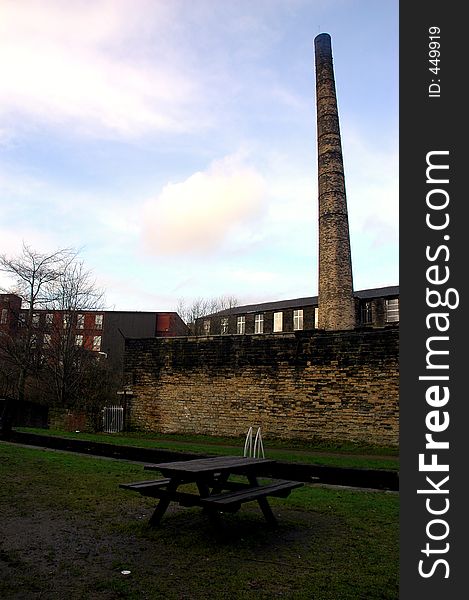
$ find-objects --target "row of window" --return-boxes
[203,309,306,336]
[19,312,104,329]
[75,335,102,351]
[203,300,400,336]
[39,334,102,351]
[3,309,102,352]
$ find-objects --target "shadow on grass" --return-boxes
[112,504,394,599]
[1,442,398,600]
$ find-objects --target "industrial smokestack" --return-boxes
[314,33,355,330]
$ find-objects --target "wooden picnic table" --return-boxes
[120,455,303,525]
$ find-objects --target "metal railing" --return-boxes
[243,426,265,458]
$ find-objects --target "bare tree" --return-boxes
[176,295,238,335]
[0,245,106,407]
[75,353,119,431]
[0,244,76,400]
[42,260,105,407]
[216,295,239,312]
[176,298,211,329]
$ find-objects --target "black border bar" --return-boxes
[400,2,467,596]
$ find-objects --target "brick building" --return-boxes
[0,294,188,374]
[0,294,22,338]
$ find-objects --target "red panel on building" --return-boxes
[156,314,171,335]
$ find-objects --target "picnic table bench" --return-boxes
[199,479,304,512]
[120,456,303,525]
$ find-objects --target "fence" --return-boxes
[102,406,124,433]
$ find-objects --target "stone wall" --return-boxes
[124,327,399,446]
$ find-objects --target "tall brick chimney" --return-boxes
[314,33,355,330]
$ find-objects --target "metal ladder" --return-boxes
[243,426,265,458]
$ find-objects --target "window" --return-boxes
[92,335,101,351]
[293,309,303,331]
[77,314,85,329]
[32,313,40,326]
[273,312,283,333]
[19,313,26,326]
[43,333,51,347]
[254,313,264,334]
[221,317,229,335]
[45,313,53,325]
[361,301,373,325]
[237,316,245,335]
[75,334,83,346]
[95,314,103,329]
[202,319,210,335]
[386,298,399,323]
[0,308,7,324]
[314,307,319,329]
[63,314,69,329]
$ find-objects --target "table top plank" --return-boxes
[144,456,275,476]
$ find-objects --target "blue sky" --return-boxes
[0,0,398,311]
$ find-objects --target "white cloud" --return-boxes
[0,0,208,139]
[142,154,267,255]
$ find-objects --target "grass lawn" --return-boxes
[0,441,398,599]
[15,427,399,471]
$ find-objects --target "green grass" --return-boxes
[15,427,399,471]
[0,442,399,599]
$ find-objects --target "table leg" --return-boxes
[196,480,211,497]
[247,473,277,525]
[256,497,277,525]
[196,479,221,524]
[148,478,180,526]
